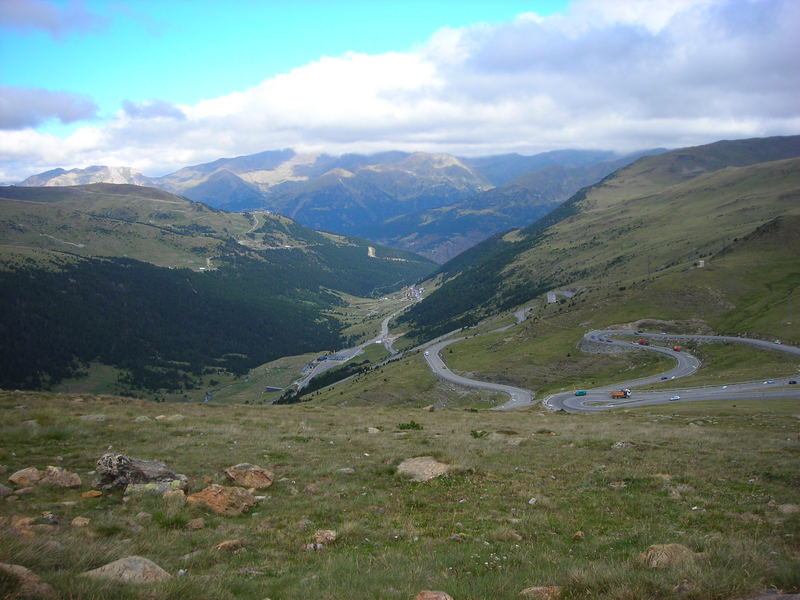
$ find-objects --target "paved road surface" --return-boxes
[545,330,800,412]
[423,336,533,409]
[294,288,800,411]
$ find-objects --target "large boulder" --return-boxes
[41,466,81,488]
[93,453,187,492]
[397,457,451,482]
[0,563,57,599]
[224,463,274,489]
[81,556,171,583]
[186,485,257,515]
[8,467,41,487]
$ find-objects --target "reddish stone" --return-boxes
[186,485,256,515]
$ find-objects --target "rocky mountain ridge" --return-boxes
[18,148,636,261]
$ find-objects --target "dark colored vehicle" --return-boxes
[574,390,587,396]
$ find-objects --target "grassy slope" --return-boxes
[401,137,800,340]
[0,184,436,393]
[1,391,797,599]
[505,157,800,293]
[0,183,435,281]
[441,211,799,394]
[0,184,240,269]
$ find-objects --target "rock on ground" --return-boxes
[215,539,243,552]
[81,556,171,583]
[639,543,698,569]
[224,463,274,489]
[312,530,337,544]
[123,480,187,497]
[519,586,562,599]
[187,485,257,515]
[0,562,57,599]
[93,453,188,492]
[397,457,451,482]
[80,414,107,422]
[8,467,41,486]
[71,517,91,527]
[41,466,81,488]
[415,592,454,600]
[0,483,12,497]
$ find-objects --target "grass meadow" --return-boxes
[1,391,798,599]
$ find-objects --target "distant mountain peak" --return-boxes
[20,165,152,187]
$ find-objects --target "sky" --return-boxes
[0,0,798,181]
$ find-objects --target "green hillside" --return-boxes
[0,184,435,393]
[399,136,800,341]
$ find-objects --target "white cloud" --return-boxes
[2,0,798,181]
[122,99,185,120]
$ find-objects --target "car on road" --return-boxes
[424,351,429,357]
[660,376,668,380]
[763,379,775,384]
[574,390,587,396]
[669,395,681,401]
[789,380,797,385]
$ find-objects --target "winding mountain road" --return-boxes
[545,330,800,412]
[421,315,800,411]
[292,302,411,390]
[424,335,533,409]
[294,289,799,411]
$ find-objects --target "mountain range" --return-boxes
[19,148,663,262]
[2,134,799,401]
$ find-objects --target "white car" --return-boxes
[669,395,681,401]
[424,351,429,356]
